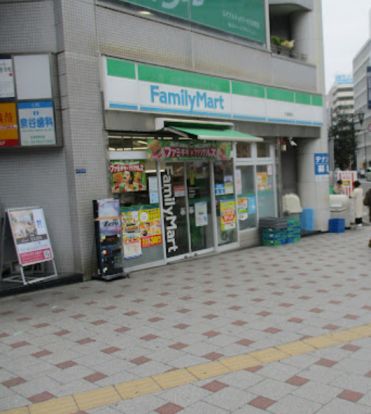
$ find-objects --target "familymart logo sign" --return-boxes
[149,85,226,113]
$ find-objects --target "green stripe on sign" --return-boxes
[107,58,136,79]
[267,87,295,103]
[295,92,311,105]
[138,64,230,93]
[232,81,265,98]
[312,95,323,106]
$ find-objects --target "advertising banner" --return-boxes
[18,101,56,146]
[0,102,18,147]
[8,208,54,266]
[220,199,236,231]
[121,0,266,44]
[110,161,147,193]
[147,139,231,161]
[0,57,15,98]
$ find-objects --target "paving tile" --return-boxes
[201,380,228,393]
[249,396,276,410]
[337,389,365,402]
[268,394,321,414]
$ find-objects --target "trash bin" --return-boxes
[329,194,351,228]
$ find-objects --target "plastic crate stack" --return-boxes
[286,216,301,244]
[259,217,288,247]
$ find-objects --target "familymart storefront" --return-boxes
[102,57,323,271]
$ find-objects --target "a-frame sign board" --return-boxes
[0,207,58,285]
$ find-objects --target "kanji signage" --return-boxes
[0,102,18,147]
[18,101,56,146]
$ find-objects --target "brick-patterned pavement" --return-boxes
[0,228,371,413]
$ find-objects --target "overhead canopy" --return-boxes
[167,126,263,142]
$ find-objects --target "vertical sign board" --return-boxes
[0,56,15,98]
[0,102,18,147]
[7,208,54,266]
[367,67,371,109]
[18,101,56,146]
[314,153,329,182]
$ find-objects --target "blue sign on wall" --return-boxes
[314,153,329,176]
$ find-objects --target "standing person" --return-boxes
[333,179,345,194]
[350,181,364,227]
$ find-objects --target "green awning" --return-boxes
[170,126,263,142]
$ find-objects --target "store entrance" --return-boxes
[161,161,214,259]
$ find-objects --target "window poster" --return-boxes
[121,210,142,259]
[148,176,159,204]
[224,175,234,194]
[110,161,147,193]
[195,201,208,227]
[237,197,248,221]
[220,199,236,231]
[139,207,162,248]
[257,172,269,191]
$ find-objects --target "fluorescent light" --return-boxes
[138,10,152,15]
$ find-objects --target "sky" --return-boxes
[322,0,370,92]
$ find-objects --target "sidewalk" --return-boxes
[0,228,370,413]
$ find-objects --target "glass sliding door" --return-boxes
[257,165,276,218]
[236,166,257,230]
[213,160,237,246]
[186,161,214,252]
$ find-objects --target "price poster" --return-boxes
[121,210,142,259]
[139,207,162,248]
[237,197,248,221]
[220,199,236,231]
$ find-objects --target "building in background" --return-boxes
[353,9,371,172]
[327,75,354,171]
[0,0,328,277]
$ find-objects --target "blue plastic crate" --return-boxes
[301,208,314,231]
[328,218,345,233]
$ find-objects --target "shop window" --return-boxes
[108,136,149,151]
[214,160,238,246]
[257,143,270,158]
[110,159,164,268]
[236,166,257,230]
[256,165,276,218]
[237,142,252,158]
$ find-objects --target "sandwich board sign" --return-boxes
[1,207,57,285]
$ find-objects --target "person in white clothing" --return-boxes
[350,181,364,226]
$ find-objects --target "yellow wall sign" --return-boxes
[0,103,19,146]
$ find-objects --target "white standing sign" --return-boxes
[8,207,54,266]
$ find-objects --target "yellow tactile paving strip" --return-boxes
[3,323,371,414]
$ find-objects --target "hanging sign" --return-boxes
[147,139,231,161]
[0,102,18,147]
[314,153,329,182]
[220,199,236,231]
[0,57,15,98]
[7,207,54,266]
[110,161,147,193]
[18,101,56,146]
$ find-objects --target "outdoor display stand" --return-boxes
[0,207,58,285]
[93,199,128,281]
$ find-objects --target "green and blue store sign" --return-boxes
[102,56,323,127]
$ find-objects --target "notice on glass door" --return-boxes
[220,199,236,231]
[195,201,208,227]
